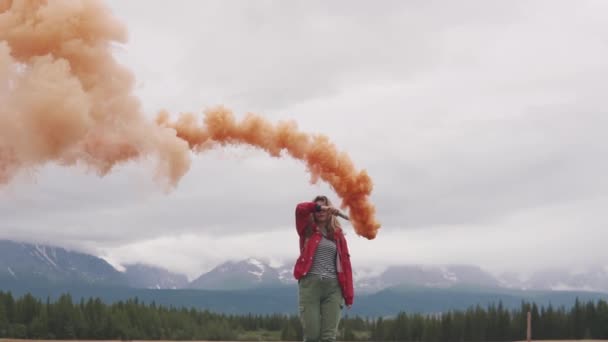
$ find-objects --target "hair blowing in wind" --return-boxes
[0,0,381,239]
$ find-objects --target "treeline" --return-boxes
[365,300,608,341]
[0,291,607,341]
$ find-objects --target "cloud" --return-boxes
[1,0,607,277]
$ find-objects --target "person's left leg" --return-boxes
[319,278,343,342]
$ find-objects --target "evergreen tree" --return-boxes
[371,316,385,341]
[0,297,8,337]
[0,290,607,341]
[29,306,49,338]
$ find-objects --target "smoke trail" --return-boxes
[0,0,381,239]
[157,109,381,239]
[0,0,191,185]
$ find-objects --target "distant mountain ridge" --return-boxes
[498,266,608,293]
[355,264,502,294]
[0,240,124,286]
[123,263,188,289]
[2,239,608,316]
[2,239,608,295]
[0,240,185,289]
[188,258,287,290]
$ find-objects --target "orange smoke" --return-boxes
[0,0,190,185]
[0,0,380,239]
[157,109,381,239]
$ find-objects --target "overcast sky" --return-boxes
[1,0,607,279]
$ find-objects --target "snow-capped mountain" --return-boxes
[123,263,189,289]
[499,266,608,292]
[3,239,608,294]
[188,258,285,290]
[277,264,297,285]
[0,240,188,289]
[185,260,503,293]
[0,239,125,286]
[354,264,502,294]
[187,260,608,294]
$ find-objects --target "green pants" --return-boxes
[298,274,344,342]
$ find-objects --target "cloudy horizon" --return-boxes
[1,0,607,280]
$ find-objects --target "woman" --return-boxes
[293,195,354,342]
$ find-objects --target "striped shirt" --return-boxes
[308,235,337,278]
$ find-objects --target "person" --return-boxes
[293,195,354,342]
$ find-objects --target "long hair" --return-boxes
[305,195,342,240]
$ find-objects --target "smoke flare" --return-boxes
[0,0,381,239]
[157,109,381,238]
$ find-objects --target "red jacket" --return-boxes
[292,202,354,306]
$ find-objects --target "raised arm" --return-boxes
[295,202,320,236]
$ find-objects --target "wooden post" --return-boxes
[527,310,532,342]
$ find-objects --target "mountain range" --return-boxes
[0,240,187,289]
[1,239,608,316]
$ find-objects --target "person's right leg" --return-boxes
[299,275,321,342]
